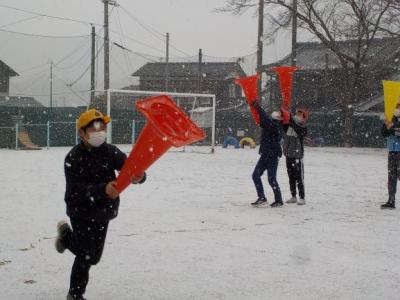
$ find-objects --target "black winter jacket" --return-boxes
[64,142,127,222]
[381,116,400,137]
[282,115,308,159]
[255,105,283,158]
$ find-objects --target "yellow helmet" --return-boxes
[77,109,111,129]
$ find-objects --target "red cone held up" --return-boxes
[235,74,261,125]
[270,66,298,109]
[114,95,206,193]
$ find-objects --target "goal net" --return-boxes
[102,89,216,153]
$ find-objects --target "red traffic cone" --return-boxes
[270,66,298,109]
[235,74,261,125]
[114,95,206,193]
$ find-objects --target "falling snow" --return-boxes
[0,146,399,299]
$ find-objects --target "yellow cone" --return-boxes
[383,80,400,120]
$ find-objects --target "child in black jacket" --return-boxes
[251,103,284,208]
[282,109,308,205]
[55,109,145,300]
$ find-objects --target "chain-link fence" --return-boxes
[1,120,137,150]
[0,104,387,150]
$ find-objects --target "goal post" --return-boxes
[104,89,216,153]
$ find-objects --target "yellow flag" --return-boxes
[383,80,400,120]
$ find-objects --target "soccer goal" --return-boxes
[103,89,216,153]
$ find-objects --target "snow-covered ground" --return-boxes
[0,146,399,300]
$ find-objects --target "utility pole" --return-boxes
[91,25,96,103]
[291,0,297,66]
[104,0,110,92]
[257,0,264,99]
[198,48,203,93]
[165,32,169,92]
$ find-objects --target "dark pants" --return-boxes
[64,218,109,298]
[252,155,282,202]
[388,152,400,202]
[286,157,305,199]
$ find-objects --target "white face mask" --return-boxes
[87,131,106,147]
[293,115,304,124]
[394,109,400,118]
[271,111,281,120]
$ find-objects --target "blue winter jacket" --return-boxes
[382,116,400,152]
[255,105,283,157]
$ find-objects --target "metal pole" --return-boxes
[257,0,264,100]
[165,32,169,92]
[211,95,216,154]
[106,89,112,144]
[47,121,50,149]
[15,123,18,150]
[75,120,79,145]
[91,25,96,103]
[50,61,53,116]
[198,48,203,93]
[131,119,136,144]
[104,0,110,91]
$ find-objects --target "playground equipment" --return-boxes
[114,95,206,193]
[222,136,239,148]
[17,130,41,150]
[239,137,256,149]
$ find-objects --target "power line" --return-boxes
[114,8,134,74]
[54,44,92,70]
[14,89,90,98]
[0,28,90,39]
[110,50,131,77]
[53,73,89,105]
[105,30,165,55]
[119,4,164,38]
[67,40,105,87]
[0,15,41,29]
[0,3,172,57]
[15,69,50,94]
[203,51,258,60]
[17,62,49,74]
[118,4,192,57]
[112,41,160,63]
[53,36,92,66]
[0,3,103,27]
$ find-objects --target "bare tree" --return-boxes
[219,0,399,146]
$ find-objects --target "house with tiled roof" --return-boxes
[132,62,247,109]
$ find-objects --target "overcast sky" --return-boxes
[0,0,292,106]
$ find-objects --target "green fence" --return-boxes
[0,106,387,149]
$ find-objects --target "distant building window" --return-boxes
[228,84,236,98]
[0,77,8,94]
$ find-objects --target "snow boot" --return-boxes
[55,220,71,253]
[270,201,283,208]
[381,200,395,209]
[251,198,267,206]
[286,197,297,204]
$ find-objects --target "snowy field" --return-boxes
[1,145,399,300]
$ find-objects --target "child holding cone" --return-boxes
[55,109,145,300]
[282,108,308,205]
[250,101,285,208]
[381,102,400,209]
